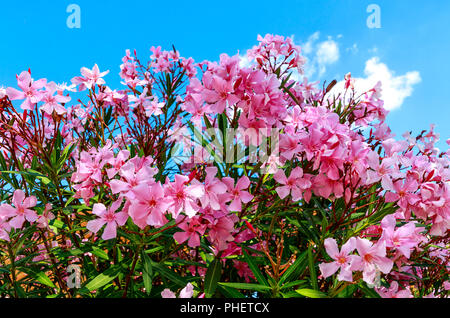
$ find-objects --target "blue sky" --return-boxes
[1,0,449,149]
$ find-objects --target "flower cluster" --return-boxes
[0,34,447,298]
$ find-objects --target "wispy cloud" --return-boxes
[301,32,340,78]
[331,57,421,110]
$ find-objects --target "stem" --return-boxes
[122,246,141,298]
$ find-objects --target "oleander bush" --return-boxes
[0,34,448,298]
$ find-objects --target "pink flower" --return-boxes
[204,210,236,251]
[197,167,227,210]
[36,203,55,229]
[233,260,255,283]
[273,167,311,202]
[129,182,170,228]
[165,175,204,218]
[71,64,109,91]
[385,178,420,211]
[128,87,151,109]
[366,151,397,191]
[161,283,194,298]
[105,149,131,179]
[6,71,46,111]
[0,190,38,229]
[144,99,164,117]
[173,216,207,248]
[344,72,354,90]
[86,200,128,240]
[380,215,419,259]
[376,281,413,298]
[109,159,156,197]
[40,82,71,115]
[203,74,239,114]
[0,216,11,241]
[222,176,254,212]
[319,237,358,282]
[352,238,394,285]
[279,134,303,161]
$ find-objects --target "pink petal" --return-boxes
[23,196,37,208]
[86,218,106,234]
[273,169,287,185]
[337,266,353,282]
[228,198,242,211]
[275,186,290,199]
[173,231,189,244]
[239,190,253,203]
[340,237,356,255]
[188,234,201,248]
[323,238,340,259]
[9,215,25,229]
[236,176,250,190]
[375,256,393,274]
[0,204,17,217]
[24,209,38,223]
[186,184,204,198]
[12,190,25,207]
[102,222,117,240]
[290,167,304,179]
[290,188,302,202]
[115,212,129,226]
[319,262,339,278]
[92,203,106,216]
[179,283,194,298]
[356,238,373,256]
[161,289,176,298]
[5,87,25,100]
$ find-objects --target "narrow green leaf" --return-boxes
[34,271,56,288]
[141,252,153,295]
[279,251,308,285]
[204,259,222,298]
[295,288,327,298]
[242,250,268,287]
[217,284,245,298]
[91,246,109,260]
[218,282,271,292]
[307,245,319,291]
[84,265,122,292]
[152,261,187,287]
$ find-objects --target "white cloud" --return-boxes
[300,32,340,78]
[302,32,320,55]
[315,39,340,76]
[239,54,251,68]
[330,57,421,110]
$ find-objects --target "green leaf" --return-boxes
[91,246,109,260]
[141,252,153,295]
[218,282,271,292]
[83,265,122,292]
[56,142,76,173]
[204,259,222,298]
[152,261,188,287]
[295,288,327,298]
[279,251,308,285]
[217,284,245,298]
[307,246,319,291]
[280,280,308,291]
[34,271,56,288]
[242,250,269,287]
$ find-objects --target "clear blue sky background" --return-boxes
[1,0,449,150]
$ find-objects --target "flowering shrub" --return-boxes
[0,34,448,298]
